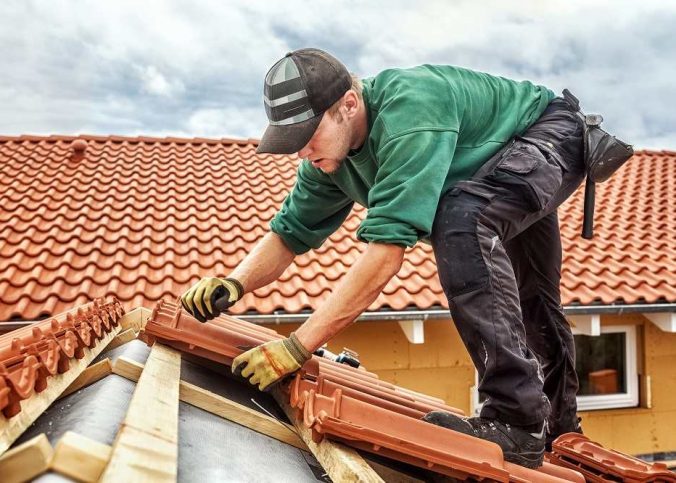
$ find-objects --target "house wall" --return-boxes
[579,313,676,456]
[264,312,676,456]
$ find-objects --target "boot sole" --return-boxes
[503,449,545,469]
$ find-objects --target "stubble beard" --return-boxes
[319,121,352,174]
[320,138,350,174]
[319,158,344,174]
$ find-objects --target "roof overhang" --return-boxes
[237,302,676,324]
[236,302,676,342]
[4,302,675,341]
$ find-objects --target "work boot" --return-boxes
[423,411,546,469]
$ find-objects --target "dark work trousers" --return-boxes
[430,98,585,434]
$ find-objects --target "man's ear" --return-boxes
[343,90,359,119]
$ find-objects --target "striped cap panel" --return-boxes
[264,57,315,126]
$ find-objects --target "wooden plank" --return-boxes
[58,358,113,400]
[103,328,137,352]
[639,374,652,409]
[0,433,53,483]
[51,431,111,483]
[112,356,305,450]
[118,307,152,333]
[0,325,120,455]
[100,343,180,482]
[180,382,306,450]
[272,387,384,483]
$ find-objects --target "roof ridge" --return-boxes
[634,148,676,155]
[0,134,261,146]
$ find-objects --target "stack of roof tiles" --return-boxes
[0,298,124,418]
[1,135,674,322]
[143,300,600,482]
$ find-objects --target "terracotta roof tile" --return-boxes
[549,433,676,481]
[1,135,674,320]
[0,298,123,417]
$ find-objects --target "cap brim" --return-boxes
[256,113,323,155]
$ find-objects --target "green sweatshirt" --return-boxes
[270,64,555,254]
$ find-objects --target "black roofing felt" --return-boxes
[15,369,136,448]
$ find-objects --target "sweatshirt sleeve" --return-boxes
[270,160,354,255]
[356,129,459,247]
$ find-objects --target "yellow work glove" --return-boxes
[181,277,243,322]
[232,333,312,391]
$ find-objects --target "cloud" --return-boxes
[1,0,675,149]
[139,65,185,97]
[186,106,266,139]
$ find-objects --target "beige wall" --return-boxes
[579,314,676,455]
[263,312,676,456]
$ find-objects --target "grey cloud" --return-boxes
[1,0,675,148]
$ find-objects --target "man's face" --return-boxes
[297,109,352,174]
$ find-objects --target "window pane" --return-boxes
[574,332,626,395]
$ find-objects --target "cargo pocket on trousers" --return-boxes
[493,141,563,211]
[431,189,491,298]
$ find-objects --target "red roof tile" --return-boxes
[549,433,676,482]
[0,298,123,417]
[1,135,674,320]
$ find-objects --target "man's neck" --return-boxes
[350,99,368,150]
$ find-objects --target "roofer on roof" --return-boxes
[181,47,585,469]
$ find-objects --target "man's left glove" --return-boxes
[181,277,243,323]
[232,333,312,391]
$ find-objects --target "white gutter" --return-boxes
[237,303,676,324]
[237,309,450,324]
[4,303,673,326]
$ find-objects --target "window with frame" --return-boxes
[574,324,638,410]
[471,324,638,413]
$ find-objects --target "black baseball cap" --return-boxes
[256,48,351,154]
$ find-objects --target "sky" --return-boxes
[1,0,675,150]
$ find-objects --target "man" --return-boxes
[181,48,585,469]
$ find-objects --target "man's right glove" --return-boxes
[180,277,243,322]
[232,333,312,391]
